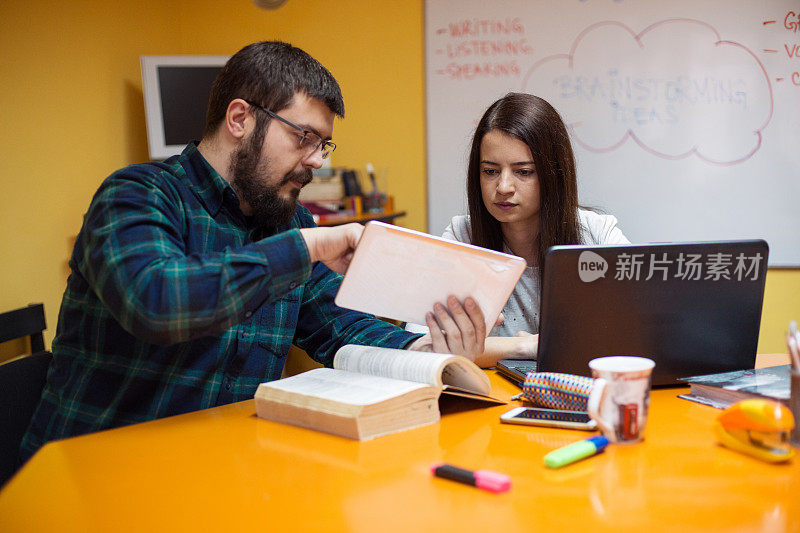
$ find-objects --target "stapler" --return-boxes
[712,399,796,463]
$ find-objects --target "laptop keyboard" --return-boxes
[496,359,538,384]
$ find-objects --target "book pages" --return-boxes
[334,345,452,386]
[265,368,428,406]
[333,345,491,395]
[440,358,491,395]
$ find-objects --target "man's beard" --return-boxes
[230,131,312,229]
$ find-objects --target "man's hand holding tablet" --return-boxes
[406,296,487,362]
[335,222,527,363]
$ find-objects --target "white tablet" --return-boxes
[335,221,526,331]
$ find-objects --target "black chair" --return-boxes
[0,304,52,488]
[0,303,47,353]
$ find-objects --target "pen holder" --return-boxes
[791,370,800,448]
[362,191,386,213]
[522,372,594,411]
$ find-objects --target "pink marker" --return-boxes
[431,463,511,493]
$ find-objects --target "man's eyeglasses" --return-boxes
[244,100,336,159]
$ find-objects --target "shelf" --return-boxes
[314,210,406,227]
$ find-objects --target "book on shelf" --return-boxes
[298,169,344,203]
[254,344,504,440]
[677,364,792,409]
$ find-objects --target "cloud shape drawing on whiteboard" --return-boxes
[522,19,773,166]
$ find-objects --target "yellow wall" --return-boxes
[0,0,797,360]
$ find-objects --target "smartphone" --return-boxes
[499,407,597,430]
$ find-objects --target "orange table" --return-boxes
[1,355,797,532]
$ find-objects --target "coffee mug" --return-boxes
[587,356,656,444]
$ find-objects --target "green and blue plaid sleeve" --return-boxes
[78,166,313,345]
[289,209,422,366]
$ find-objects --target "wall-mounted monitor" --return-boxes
[140,55,229,160]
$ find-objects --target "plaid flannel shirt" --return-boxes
[21,142,420,461]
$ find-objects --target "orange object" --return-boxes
[716,399,795,432]
[713,399,795,462]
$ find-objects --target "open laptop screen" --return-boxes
[536,240,768,387]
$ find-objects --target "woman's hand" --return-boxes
[510,331,538,359]
[470,332,539,368]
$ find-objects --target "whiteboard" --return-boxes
[425,0,800,265]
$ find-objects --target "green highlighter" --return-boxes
[544,435,610,468]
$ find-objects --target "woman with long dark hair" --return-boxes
[410,93,628,366]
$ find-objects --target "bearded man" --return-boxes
[20,41,488,463]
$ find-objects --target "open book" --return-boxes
[254,345,504,440]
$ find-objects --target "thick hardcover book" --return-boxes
[254,345,504,440]
[678,365,791,409]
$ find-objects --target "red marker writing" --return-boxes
[431,463,511,493]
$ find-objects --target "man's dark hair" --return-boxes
[466,92,582,279]
[203,41,345,136]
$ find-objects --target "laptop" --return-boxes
[496,240,769,387]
